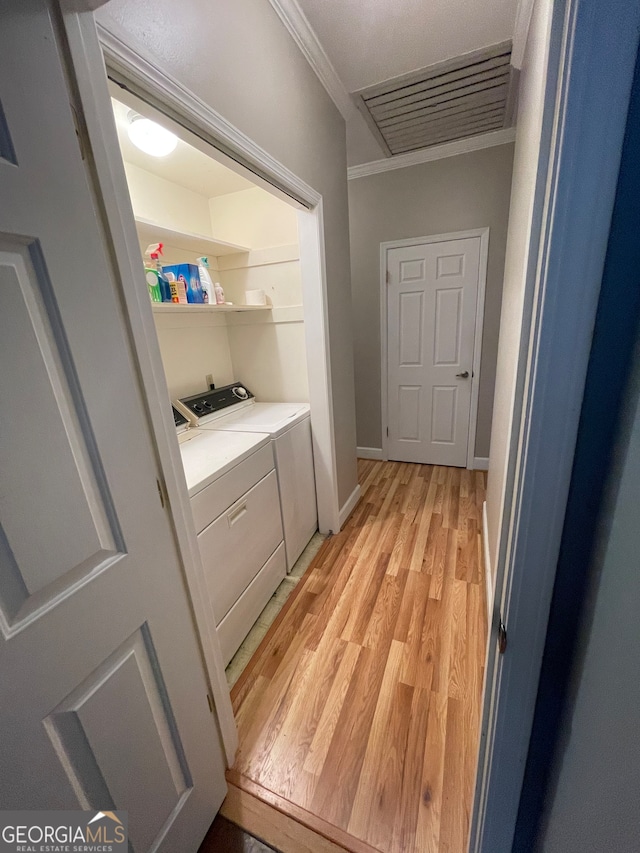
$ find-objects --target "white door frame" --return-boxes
[471,0,640,850]
[63,14,341,766]
[380,228,489,468]
[96,24,340,538]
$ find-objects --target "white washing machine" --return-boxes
[176,384,318,571]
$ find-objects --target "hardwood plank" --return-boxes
[387,468,426,577]
[306,540,378,650]
[421,512,443,576]
[409,470,437,572]
[259,592,318,680]
[362,569,408,650]
[456,518,479,584]
[310,645,386,829]
[235,616,314,774]
[257,647,320,796]
[415,690,448,853]
[431,566,455,697]
[400,571,432,687]
[393,566,419,644]
[262,635,351,806]
[392,686,431,853]
[281,639,352,800]
[439,697,468,853]
[303,642,362,776]
[341,552,390,644]
[442,467,460,530]
[414,596,440,691]
[234,674,271,734]
[458,468,474,526]
[447,579,468,701]
[347,642,413,849]
[428,522,452,600]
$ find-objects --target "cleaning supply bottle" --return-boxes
[214,281,225,305]
[144,260,161,303]
[197,257,213,304]
[144,242,172,303]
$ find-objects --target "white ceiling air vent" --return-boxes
[353,41,516,157]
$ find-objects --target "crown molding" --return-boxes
[347,127,517,179]
[268,0,354,120]
[511,0,535,69]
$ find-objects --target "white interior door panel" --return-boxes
[387,236,481,466]
[0,3,226,848]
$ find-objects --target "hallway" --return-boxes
[229,459,488,853]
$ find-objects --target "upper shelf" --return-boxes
[135,217,250,257]
[151,303,271,314]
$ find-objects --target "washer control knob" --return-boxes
[233,386,249,399]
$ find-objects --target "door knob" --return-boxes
[456,370,469,379]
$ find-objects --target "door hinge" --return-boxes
[386,269,390,285]
[156,478,166,509]
[498,618,508,654]
[70,103,86,161]
[206,693,214,714]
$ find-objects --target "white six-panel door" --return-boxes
[0,2,226,849]
[386,236,482,466]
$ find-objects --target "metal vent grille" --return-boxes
[354,41,515,156]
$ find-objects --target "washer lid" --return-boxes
[203,402,310,437]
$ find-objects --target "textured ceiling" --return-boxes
[296,0,519,93]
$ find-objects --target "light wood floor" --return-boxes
[229,459,488,853]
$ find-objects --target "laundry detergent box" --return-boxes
[162,263,204,304]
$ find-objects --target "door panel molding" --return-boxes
[380,227,489,467]
[0,240,126,638]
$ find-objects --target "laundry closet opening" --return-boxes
[109,85,330,680]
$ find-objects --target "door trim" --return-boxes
[470,0,640,850]
[61,12,238,765]
[380,228,489,467]
[95,22,340,539]
[63,13,338,766]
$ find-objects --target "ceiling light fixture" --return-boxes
[127,111,178,157]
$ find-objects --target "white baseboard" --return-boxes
[357,447,383,460]
[472,456,490,471]
[338,484,361,530]
[482,500,493,626]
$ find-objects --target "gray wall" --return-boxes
[348,143,514,456]
[96,0,359,510]
[539,349,640,853]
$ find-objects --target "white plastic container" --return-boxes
[197,257,213,304]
